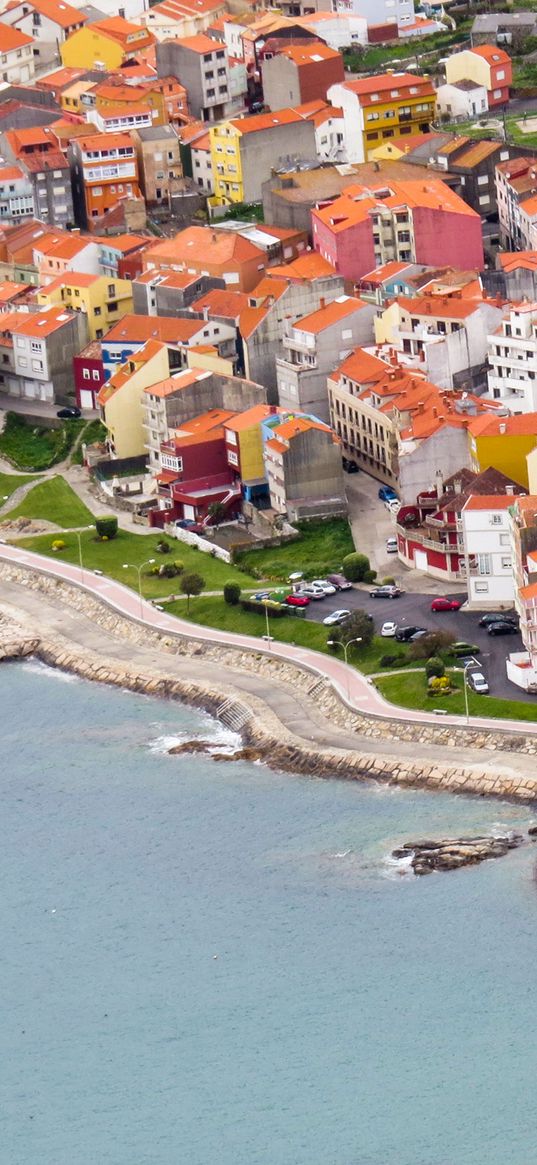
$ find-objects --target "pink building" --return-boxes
[312,177,484,282]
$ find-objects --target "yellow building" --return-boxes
[527,445,537,494]
[37,273,133,342]
[209,108,311,205]
[468,414,537,490]
[61,17,155,71]
[328,72,437,162]
[98,339,170,458]
[224,404,276,483]
[60,79,95,115]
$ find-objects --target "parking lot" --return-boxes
[302,586,530,703]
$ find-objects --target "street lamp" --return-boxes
[123,558,155,619]
[262,600,274,650]
[74,524,95,581]
[327,636,362,697]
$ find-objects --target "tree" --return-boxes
[223,581,241,606]
[180,571,205,612]
[207,501,226,528]
[342,552,370,582]
[329,609,374,652]
[95,515,118,540]
[409,629,456,661]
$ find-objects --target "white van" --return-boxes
[386,536,398,554]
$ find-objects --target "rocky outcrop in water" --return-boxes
[168,739,264,763]
[392,833,523,875]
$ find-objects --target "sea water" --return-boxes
[2,661,537,1165]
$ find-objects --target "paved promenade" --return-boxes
[1,541,536,744]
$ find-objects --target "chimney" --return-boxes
[499,422,507,434]
[432,406,438,417]
[506,484,514,495]
[320,297,325,309]
[211,231,217,243]
[202,305,210,321]
[454,478,462,494]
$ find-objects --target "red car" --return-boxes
[431,597,462,612]
[285,593,310,607]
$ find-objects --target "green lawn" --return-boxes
[8,476,94,529]
[234,518,355,582]
[0,412,85,471]
[0,470,41,503]
[18,528,259,596]
[376,669,537,722]
[164,595,412,673]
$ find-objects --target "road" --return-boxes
[302,586,528,702]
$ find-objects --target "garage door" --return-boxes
[80,389,94,410]
[414,549,428,572]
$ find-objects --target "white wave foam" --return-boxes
[148,723,242,756]
[382,850,415,879]
[22,659,80,684]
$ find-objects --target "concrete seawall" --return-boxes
[1,563,537,806]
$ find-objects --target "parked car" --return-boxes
[467,671,489,694]
[395,625,423,642]
[487,620,518,636]
[386,498,401,514]
[479,612,517,627]
[327,573,352,591]
[323,609,351,626]
[342,458,359,474]
[386,536,398,554]
[431,597,461,612]
[450,641,481,657]
[370,585,402,599]
[311,579,337,595]
[285,593,310,608]
[254,591,271,601]
[381,621,397,637]
[409,629,429,642]
[297,584,326,600]
[57,406,81,419]
[378,485,398,502]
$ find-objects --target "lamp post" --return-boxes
[74,524,94,581]
[123,558,155,619]
[327,636,362,697]
[262,600,274,650]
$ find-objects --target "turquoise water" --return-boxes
[2,661,537,1165]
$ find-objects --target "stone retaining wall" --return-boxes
[1,561,535,787]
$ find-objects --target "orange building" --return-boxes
[142,225,267,293]
[69,131,140,229]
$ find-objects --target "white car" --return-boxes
[381,621,397,637]
[323,609,351,626]
[385,498,401,514]
[311,579,337,595]
[297,584,326,600]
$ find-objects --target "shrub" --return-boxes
[409,629,456,661]
[363,569,377,584]
[381,576,395,586]
[329,608,374,650]
[51,538,65,551]
[240,598,286,618]
[159,562,178,578]
[224,581,241,606]
[95,516,118,541]
[342,552,370,582]
[173,560,184,574]
[380,653,407,668]
[156,539,170,554]
[425,656,445,679]
[428,675,452,694]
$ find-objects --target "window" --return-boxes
[478,554,492,575]
[474,581,489,593]
[82,368,90,379]
[491,514,502,525]
[501,556,512,569]
[92,370,100,381]
[31,359,43,372]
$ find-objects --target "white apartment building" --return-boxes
[0,165,34,221]
[487,301,537,413]
[460,494,516,608]
[334,0,414,32]
[0,22,34,84]
[507,494,537,691]
[376,295,505,391]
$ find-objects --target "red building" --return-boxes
[154,408,242,526]
[312,177,484,282]
[73,341,104,409]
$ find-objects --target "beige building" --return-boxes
[98,339,171,458]
[132,125,182,209]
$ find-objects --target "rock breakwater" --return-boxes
[392,833,523,875]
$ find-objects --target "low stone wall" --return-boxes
[0,611,536,805]
[0,559,537,810]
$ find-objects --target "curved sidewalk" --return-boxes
[1,541,535,738]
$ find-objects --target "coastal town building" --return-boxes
[468,413,537,489]
[209,109,316,206]
[60,17,155,71]
[264,413,346,521]
[142,226,268,294]
[4,305,88,403]
[445,44,512,110]
[1,0,86,70]
[460,493,518,609]
[276,294,377,422]
[486,301,537,414]
[508,494,537,691]
[155,34,230,122]
[37,272,134,341]
[69,132,141,231]
[261,43,345,111]
[326,73,436,165]
[311,179,484,282]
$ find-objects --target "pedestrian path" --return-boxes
[1,540,536,739]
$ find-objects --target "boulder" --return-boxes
[392,832,523,876]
